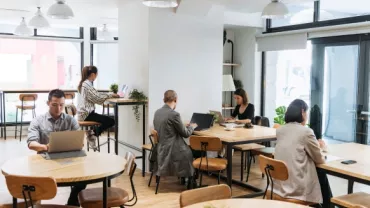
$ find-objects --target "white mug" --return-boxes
[225,123,234,130]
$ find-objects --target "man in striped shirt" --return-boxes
[27,89,86,206]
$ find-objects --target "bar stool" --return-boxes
[65,104,101,152]
[79,121,101,152]
[64,92,75,104]
[102,102,114,139]
[15,94,37,141]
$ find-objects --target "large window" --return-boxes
[268,0,370,31]
[320,0,370,21]
[0,38,81,123]
[0,38,81,90]
[264,42,312,124]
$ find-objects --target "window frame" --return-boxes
[265,1,370,34]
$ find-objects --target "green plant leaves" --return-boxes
[129,89,147,122]
[110,83,119,93]
[274,106,287,125]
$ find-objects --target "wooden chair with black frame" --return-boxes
[258,155,317,206]
[189,136,228,187]
[78,152,138,208]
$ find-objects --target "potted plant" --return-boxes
[274,106,287,125]
[129,89,148,122]
[209,112,219,124]
[233,79,243,89]
[110,83,119,94]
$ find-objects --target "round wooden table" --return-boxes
[184,199,309,208]
[1,152,127,208]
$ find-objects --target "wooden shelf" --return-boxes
[222,106,235,110]
[223,63,240,67]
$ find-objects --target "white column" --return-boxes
[118,1,224,172]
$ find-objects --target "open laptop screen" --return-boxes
[190,113,214,131]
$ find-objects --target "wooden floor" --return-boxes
[1,134,370,207]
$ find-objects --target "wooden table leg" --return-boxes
[103,178,107,208]
[348,180,354,194]
[142,104,146,177]
[114,103,119,155]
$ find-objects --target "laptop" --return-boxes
[42,130,86,160]
[209,110,244,128]
[190,113,214,131]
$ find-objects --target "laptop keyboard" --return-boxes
[43,150,87,160]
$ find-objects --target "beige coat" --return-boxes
[274,122,325,204]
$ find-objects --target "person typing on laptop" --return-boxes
[27,89,85,206]
[226,88,255,124]
[153,90,198,188]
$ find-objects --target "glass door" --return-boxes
[311,40,361,143]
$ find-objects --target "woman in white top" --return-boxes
[77,66,119,148]
[274,99,332,208]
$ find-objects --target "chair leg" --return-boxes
[14,108,18,139]
[240,151,244,181]
[244,153,247,170]
[20,108,23,142]
[155,176,160,194]
[218,171,221,184]
[148,171,154,187]
[246,151,252,182]
[199,171,203,187]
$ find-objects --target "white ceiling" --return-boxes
[0,0,369,28]
[0,0,119,27]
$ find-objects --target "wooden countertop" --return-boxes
[193,125,276,143]
[1,152,126,183]
[184,199,307,208]
[318,143,370,182]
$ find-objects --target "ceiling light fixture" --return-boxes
[262,0,289,19]
[14,17,33,36]
[47,0,74,19]
[29,7,50,28]
[142,0,178,8]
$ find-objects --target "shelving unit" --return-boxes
[223,63,240,67]
[222,63,240,116]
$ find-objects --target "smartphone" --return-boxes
[341,160,357,165]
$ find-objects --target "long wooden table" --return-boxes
[184,199,308,208]
[194,125,276,198]
[0,89,109,139]
[318,143,370,194]
[1,152,126,208]
[107,99,147,158]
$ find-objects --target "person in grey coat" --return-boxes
[153,90,198,179]
[274,99,332,208]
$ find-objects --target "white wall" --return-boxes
[117,1,149,159]
[233,27,261,116]
[118,2,224,170]
[148,8,224,124]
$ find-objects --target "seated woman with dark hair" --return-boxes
[274,99,332,208]
[227,88,254,124]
